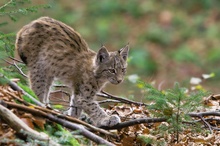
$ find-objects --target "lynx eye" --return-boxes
[109,69,116,74]
[122,68,126,72]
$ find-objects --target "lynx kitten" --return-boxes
[15,17,129,127]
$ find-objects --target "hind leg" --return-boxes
[29,67,53,104]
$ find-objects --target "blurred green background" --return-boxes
[1,0,220,99]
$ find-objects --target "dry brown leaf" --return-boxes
[205,99,219,106]
[133,108,142,114]
[142,128,150,134]
[121,136,136,146]
[115,106,133,116]
[189,134,214,143]
[21,118,34,129]
[21,113,33,118]
[32,117,46,130]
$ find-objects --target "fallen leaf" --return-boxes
[121,135,135,146]
[21,118,34,129]
[142,128,150,134]
[33,117,46,130]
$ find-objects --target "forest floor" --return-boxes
[1,83,220,146]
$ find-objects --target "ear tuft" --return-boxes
[96,46,110,64]
[119,45,129,61]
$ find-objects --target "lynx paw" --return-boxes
[97,115,121,127]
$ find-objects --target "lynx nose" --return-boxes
[117,79,122,83]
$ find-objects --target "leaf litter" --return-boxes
[0,84,220,145]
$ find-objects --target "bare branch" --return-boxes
[198,115,213,134]
[100,117,167,130]
[4,59,27,78]
[98,99,121,104]
[97,90,147,106]
[9,56,24,64]
[0,0,13,10]
[189,111,220,117]
[13,61,27,78]
[102,111,220,130]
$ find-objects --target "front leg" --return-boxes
[66,94,82,118]
[74,93,121,127]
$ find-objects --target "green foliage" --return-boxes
[137,135,154,145]
[172,44,198,63]
[17,82,39,104]
[0,0,50,60]
[0,67,26,84]
[143,24,172,46]
[0,0,51,21]
[45,124,80,146]
[0,72,9,85]
[52,104,64,109]
[0,32,15,60]
[130,48,157,75]
[140,81,207,142]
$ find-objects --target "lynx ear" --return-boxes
[96,46,110,64]
[119,45,129,61]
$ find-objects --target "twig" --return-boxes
[13,61,27,78]
[4,59,27,78]
[98,99,121,104]
[0,0,12,10]
[98,90,147,106]
[0,104,61,146]
[198,115,213,134]
[210,126,220,131]
[100,117,167,130]
[9,56,24,64]
[188,111,220,117]
[0,100,115,146]
[50,90,70,97]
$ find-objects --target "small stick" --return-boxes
[98,99,121,104]
[4,59,27,78]
[100,117,167,130]
[98,90,147,106]
[198,115,213,134]
[9,56,24,64]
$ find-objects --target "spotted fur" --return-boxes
[15,17,129,127]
